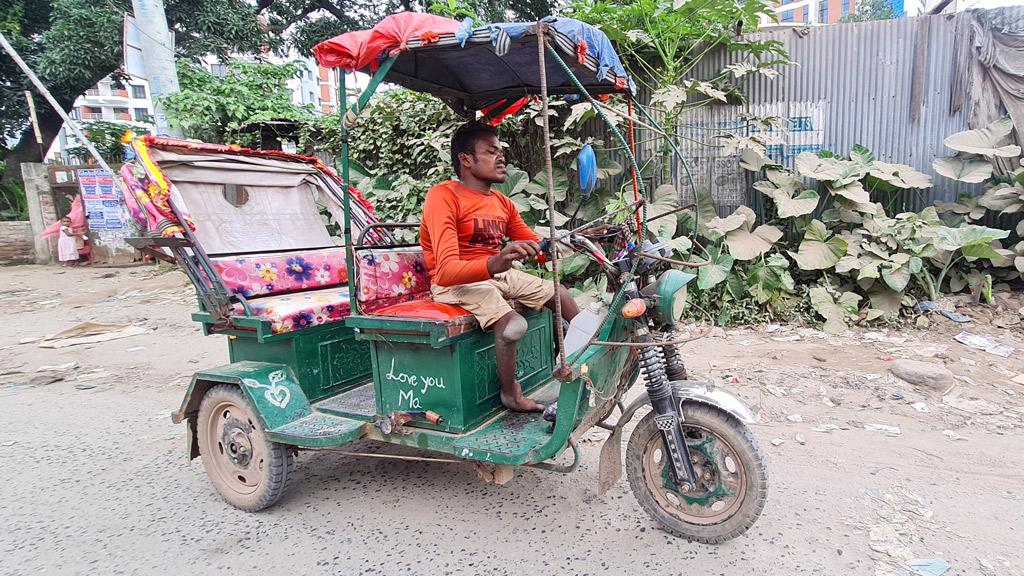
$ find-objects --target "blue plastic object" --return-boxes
[577,144,598,197]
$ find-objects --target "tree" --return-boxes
[840,0,897,22]
[162,59,313,147]
[0,0,267,189]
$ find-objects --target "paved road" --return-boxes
[2,266,1021,575]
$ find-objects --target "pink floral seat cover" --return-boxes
[354,246,434,313]
[211,247,348,298]
[232,286,352,334]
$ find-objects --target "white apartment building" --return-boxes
[49,75,155,163]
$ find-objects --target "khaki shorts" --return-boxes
[430,268,555,329]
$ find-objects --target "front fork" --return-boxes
[633,319,699,489]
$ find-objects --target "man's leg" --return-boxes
[431,280,543,412]
[492,311,543,412]
[545,285,580,323]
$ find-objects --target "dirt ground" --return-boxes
[1,264,1022,576]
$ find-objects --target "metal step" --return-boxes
[267,412,367,448]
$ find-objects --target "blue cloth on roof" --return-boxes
[472,17,632,91]
[455,17,474,47]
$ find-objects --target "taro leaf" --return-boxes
[863,308,887,322]
[725,224,783,261]
[868,161,933,189]
[809,287,860,334]
[705,211,749,237]
[796,153,868,186]
[858,258,881,280]
[494,165,530,197]
[943,116,1023,158]
[766,253,790,269]
[933,225,1009,259]
[867,287,901,319]
[835,255,861,274]
[693,186,718,237]
[560,253,591,276]
[754,169,820,218]
[850,144,875,165]
[746,261,781,304]
[881,262,911,292]
[725,270,745,300]
[697,246,734,290]
[977,184,1024,212]
[665,235,693,255]
[649,184,680,239]
[830,181,871,204]
[525,166,569,202]
[932,156,993,183]
[510,194,533,214]
[739,147,774,172]
[788,219,848,270]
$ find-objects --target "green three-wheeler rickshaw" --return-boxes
[126,13,767,543]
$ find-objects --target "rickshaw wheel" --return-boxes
[626,403,767,543]
[197,384,294,512]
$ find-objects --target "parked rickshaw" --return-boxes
[126,13,767,542]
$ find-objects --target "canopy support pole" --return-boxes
[342,57,398,130]
[536,23,569,378]
[339,69,358,315]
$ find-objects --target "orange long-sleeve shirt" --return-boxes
[420,180,538,287]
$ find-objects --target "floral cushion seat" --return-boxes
[211,247,348,298]
[354,246,433,313]
[232,286,352,335]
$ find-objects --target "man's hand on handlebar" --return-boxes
[487,240,541,276]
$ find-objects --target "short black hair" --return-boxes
[451,121,498,178]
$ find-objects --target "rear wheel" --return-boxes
[197,384,293,511]
[626,402,767,543]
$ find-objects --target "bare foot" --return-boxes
[500,391,544,412]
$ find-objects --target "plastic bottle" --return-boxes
[564,301,607,357]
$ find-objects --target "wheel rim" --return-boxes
[641,422,747,526]
[203,399,267,496]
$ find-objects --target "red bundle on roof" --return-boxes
[313,12,461,72]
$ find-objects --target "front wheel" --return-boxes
[196,384,294,511]
[626,403,767,543]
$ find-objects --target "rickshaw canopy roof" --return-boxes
[313,13,633,115]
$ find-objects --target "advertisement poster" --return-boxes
[78,168,124,230]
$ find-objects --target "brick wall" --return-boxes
[0,221,34,262]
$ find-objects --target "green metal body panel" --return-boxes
[178,309,636,465]
[178,361,314,429]
[227,323,373,403]
[368,309,554,434]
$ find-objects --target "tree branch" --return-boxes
[254,0,275,13]
[314,0,346,21]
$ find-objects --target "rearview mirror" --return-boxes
[576,144,598,200]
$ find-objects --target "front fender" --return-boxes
[671,380,759,424]
[172,361,313,429]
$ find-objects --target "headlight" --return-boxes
[642,269,696,326]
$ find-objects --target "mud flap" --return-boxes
[597,426,623,495]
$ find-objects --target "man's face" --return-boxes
[462,133,506,184]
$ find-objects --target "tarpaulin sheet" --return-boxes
[314,13,461,72]
[312,15,631,111]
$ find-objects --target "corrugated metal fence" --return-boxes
[592,13,1013,221]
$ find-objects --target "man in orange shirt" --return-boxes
[421,122,579,412]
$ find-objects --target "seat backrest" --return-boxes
[210,247,348,298]
[354,246,432,313]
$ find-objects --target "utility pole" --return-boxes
[130,0,182,137]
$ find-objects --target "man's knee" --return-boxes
[496,312,528,343]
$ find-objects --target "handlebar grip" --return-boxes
[536,238,552,264]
